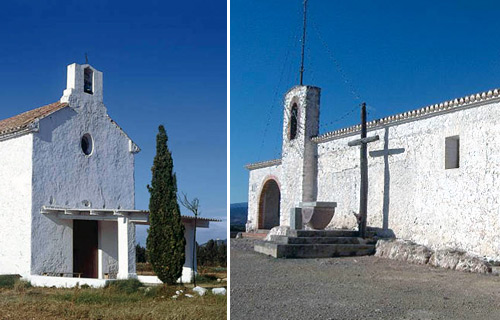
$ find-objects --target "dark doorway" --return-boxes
[258,179,281,229]
[73,220,98,278]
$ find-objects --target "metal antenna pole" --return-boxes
[299,0,308,85]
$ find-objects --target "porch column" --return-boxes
[117,216,129,279]
[98,222,104,279]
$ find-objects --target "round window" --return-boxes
[81,133,93,155]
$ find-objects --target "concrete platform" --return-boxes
[254,229,377,259]
[254,241,375,258]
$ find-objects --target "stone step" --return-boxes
[254,241,376,259]
[289,230,375,238]
[240,232,268,240]
[256,229,271,234]
[269,235,374,245]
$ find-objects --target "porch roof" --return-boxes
[41,206,221,228]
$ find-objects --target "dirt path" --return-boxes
[230,239,500,320]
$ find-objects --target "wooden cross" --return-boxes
[348,102,379,238]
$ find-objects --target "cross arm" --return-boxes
[348,135,380,147]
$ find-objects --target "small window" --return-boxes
[84,67,93,94]
[445,136,459,169]
[289,103,298,140]
[81,133,93,156]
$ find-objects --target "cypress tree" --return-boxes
[146,125,186,284]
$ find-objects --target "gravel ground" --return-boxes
[230,239,500,320]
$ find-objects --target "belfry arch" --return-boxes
[258,178,281,230]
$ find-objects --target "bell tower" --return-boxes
[280,85,321,225]
[61,63,104,104]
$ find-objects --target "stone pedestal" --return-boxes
[299,201,337,230]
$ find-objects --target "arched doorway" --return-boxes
[258,179,281,230]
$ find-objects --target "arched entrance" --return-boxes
[258,179,281,230]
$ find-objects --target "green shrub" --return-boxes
[197,240,227,267]
[136,244,147,263]
[213,267,226,272]
[104,279,143,294]
[195,274,218,283]
[0,275,21,289]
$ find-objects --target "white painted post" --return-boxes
[98,221,103,279]
[117,216,129,279]
[184,222,195,283]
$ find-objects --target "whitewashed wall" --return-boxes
[0,134,33,276]
[99,221,118,278]
[247,164,282,231]
[317,100,500,260]
[30,64,137,275]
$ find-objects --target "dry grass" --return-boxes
[136,263,227,288]
[197,266,227,281]
[0,278,226,320]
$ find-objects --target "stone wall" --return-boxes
[316,100,500,260]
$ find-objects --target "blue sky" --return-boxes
[231,0,500,203]
[0,0,227,244]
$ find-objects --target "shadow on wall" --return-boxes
[369,127,405,233]
[38,108,77,143]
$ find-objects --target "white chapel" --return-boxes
[0,63,216,287]
[247,84,500,261]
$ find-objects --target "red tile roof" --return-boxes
[0,101,68,136]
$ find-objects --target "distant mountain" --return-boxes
[230,202,248,226]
